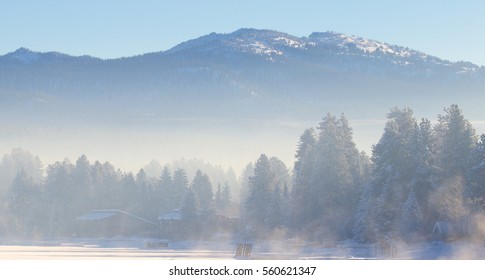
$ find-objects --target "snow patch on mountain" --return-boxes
[308,32,419,57]
[273,37,305,49]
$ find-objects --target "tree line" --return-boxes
[2,104,485,243]
[0,156,232,239]
[241,104,485,243]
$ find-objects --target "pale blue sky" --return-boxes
[1,0,484,65]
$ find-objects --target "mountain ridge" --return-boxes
[0,28,484,123]
[2,28,482,70]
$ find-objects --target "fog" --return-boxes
[2,29,485,260]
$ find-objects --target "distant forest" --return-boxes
[1,104,485,244]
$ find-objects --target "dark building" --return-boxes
[76,209,157,238]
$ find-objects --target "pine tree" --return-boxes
[353,183,376,243]
[215,183,223,211]
[304,113,363,238]
[244,154,275,235]
[221,182,232,210]
[409,119,435,230]
[181,188,200,239]
[44,159,74,237]
[430,176,468,227]
[265,184,283,230]
[6,169,38,236]
[191,170,214,211]
[467,134,485,210]
[367,108,418,241]
[434,104,477,178]
[72,155,92,214]
[171,168,189,209]
[429,104,476,228]
[399,188,423,241]
[270,157,291,189]
[239,163,254,204]
[157,166,172,213]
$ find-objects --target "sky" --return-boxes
[1,0,484,66]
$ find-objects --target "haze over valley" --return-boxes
[1,28,484,173]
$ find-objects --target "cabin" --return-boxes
[432,221,462,241]
[158,209,239,239]
[76,209,157,238]
[431,216,485,241]
[158,209,184,240]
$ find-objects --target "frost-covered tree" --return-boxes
[244,154,275,235]
[409,119,435,229]
[215,183,223,210]
[171,168,189,209]
[222,182,232,209]
[180,188,200,239]
[430,176,468,222]
[71,155,93,214]
[399,188,423,241]
[429,104,476,225]
[270,157,291,189]
[155,166,172,213]
[215,182,232,212]
[0,148,43,198]
[352,183,376,243]
[43,159,74,236]
[265,184,283,230]
[239,162,254,204]
[467,134,485,210]
[434,104,477,178]
[293,113,364,239]
[191,170,214,211]
[363,108,419,242]
[293,128,316,190]
[5,169,40,237]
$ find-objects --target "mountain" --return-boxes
[1,28,484,123]
[2,28,485,172]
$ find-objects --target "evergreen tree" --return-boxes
[180,188,200,239]
[352,183,376,243]
[6,169,38,237]
[399,188,423,241]
[171,168,189,209]
[300,113,363,239]
[293,128,316,188]
[265,184,283,230]
[191,170,214,211]
[434,104,477,178]
[0,148,43,198]
[409,119,435,230]
[366,108,418,241]
[120,172,137,213]
[44,159,74,237]
[221,182,232,210]
[157,166,172,213]
[215,183,223,211]
[239,163,254,204]
[72,155,93,214]
[430,176,468,222]
[269,157,291,189]
[430,104,476,225]
[244,154,275,236]
[467,134,485,210]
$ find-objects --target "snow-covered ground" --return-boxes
[1,237,485,260]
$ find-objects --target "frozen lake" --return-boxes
[0,245,236,260]
[1,239,485,259]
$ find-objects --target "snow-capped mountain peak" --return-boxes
[166,29,305,60]
[308,31,419,57]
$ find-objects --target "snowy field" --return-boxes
[2,238,485,260]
